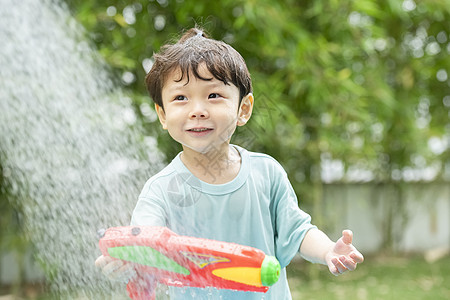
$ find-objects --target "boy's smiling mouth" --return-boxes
[188,128,212,132]
[186,127,214,136]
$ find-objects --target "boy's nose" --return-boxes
[189,103,209,119]
[190,112,208,118]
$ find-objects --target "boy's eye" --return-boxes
[174,95,187,101]
[208,93,222,99]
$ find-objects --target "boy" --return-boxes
[96,27,363,299]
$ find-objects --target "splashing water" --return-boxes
[0,0,163,297]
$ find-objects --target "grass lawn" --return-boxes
[1,254,449,299]
[287,254,450,300]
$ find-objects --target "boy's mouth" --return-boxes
[186,127,214,136]
[187,127,213,132]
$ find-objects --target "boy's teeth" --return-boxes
[191,128,208,132]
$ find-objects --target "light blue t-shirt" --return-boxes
[131,145,316,299]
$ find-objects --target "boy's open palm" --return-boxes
[325,230,364,276]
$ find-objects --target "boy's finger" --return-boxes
[108,263,137,282]
[339,256,357,271]
[342,230,353,245]
[331,258,347,275]
[95,255,113,269]
[327,259,339,276]
[102,260,125,277]
[350,251,364,263]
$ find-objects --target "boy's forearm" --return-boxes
[299,228,335,265]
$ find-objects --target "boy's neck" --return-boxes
[180,143,241,185]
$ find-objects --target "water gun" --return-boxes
[98,226,281,300]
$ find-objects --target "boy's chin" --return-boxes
[182,144,216,154]
[181,142,229,155]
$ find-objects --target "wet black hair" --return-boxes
[145,27,252,109]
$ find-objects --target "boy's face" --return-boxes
[156,63,252,154]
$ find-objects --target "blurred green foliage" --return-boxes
[65,0,450,215]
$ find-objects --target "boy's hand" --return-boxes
[95,255,137,283]
[325,230,364,276]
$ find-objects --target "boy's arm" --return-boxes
[299,228,364,276]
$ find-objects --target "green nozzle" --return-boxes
[260,256,281,286]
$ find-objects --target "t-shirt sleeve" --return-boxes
[271,164,317,268]
[130,180,168,227]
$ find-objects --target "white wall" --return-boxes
[322,182,450,254]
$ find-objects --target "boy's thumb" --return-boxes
[342,230,353,245]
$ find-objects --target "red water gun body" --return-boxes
[98,226,280,300]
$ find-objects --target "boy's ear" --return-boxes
[237,93,254,126]
[155,104,167,130]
